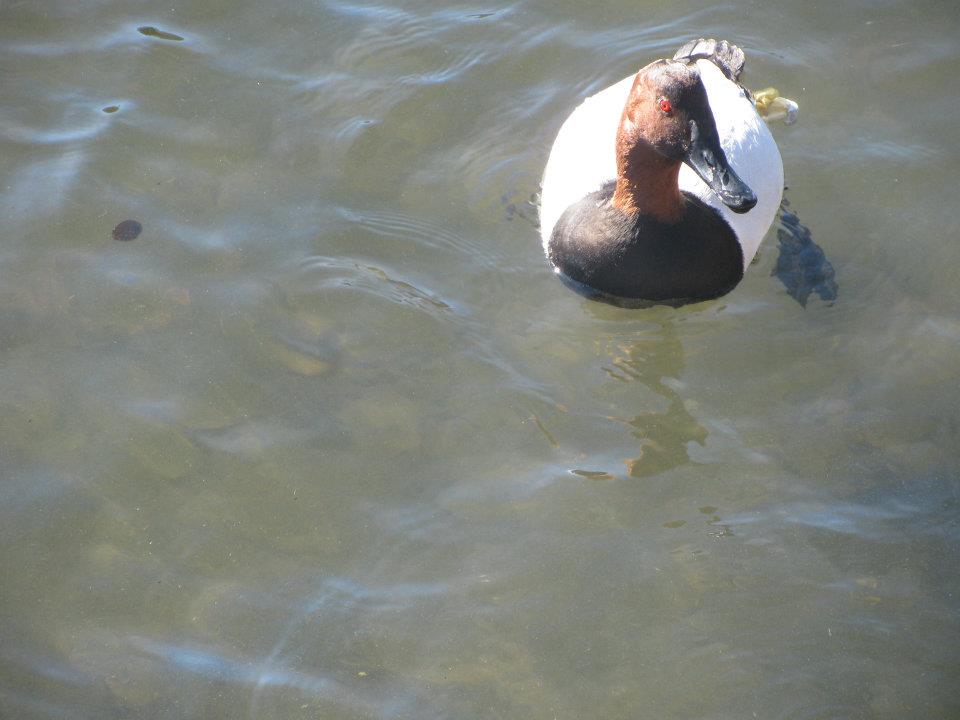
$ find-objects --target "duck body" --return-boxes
[549,181,744,302]
[540,40,784,303]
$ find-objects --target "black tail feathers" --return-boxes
[673,38,746,82]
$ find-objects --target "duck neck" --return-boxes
[612,140,685,223]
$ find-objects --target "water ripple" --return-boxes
[6,22,209,57]
[1,112,111,145]
[127,636,383,717]
[291,253,461,319]
[4,149,86,219]
[336,205,503,265]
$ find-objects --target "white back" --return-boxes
[539,75,632,252]
[679,61,783,266]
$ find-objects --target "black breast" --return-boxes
[548,183,744,303]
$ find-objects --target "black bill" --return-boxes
[684,118,757,214]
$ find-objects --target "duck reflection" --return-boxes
[600,319,707,478]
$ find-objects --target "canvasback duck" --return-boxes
[540,39,785,304]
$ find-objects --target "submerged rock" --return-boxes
[112,219,142,242]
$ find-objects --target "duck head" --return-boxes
[613,59,757,221]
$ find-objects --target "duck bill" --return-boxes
[684,119,757,214]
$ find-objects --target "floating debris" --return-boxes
[112,220,143,242]
[754,87,799,125]
[137,26,184,42]
[102,105,120,114]
[501,188,540,227]
[571,469,615,481]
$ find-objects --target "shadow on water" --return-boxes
[772,197,838,307]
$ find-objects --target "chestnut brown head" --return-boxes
[618,59,757,213]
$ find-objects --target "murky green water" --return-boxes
[3,1,959,718]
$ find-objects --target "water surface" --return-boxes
[2,1,959,718]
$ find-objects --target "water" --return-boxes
[2,1,959,718]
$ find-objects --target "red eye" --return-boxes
[659,98,672,113]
